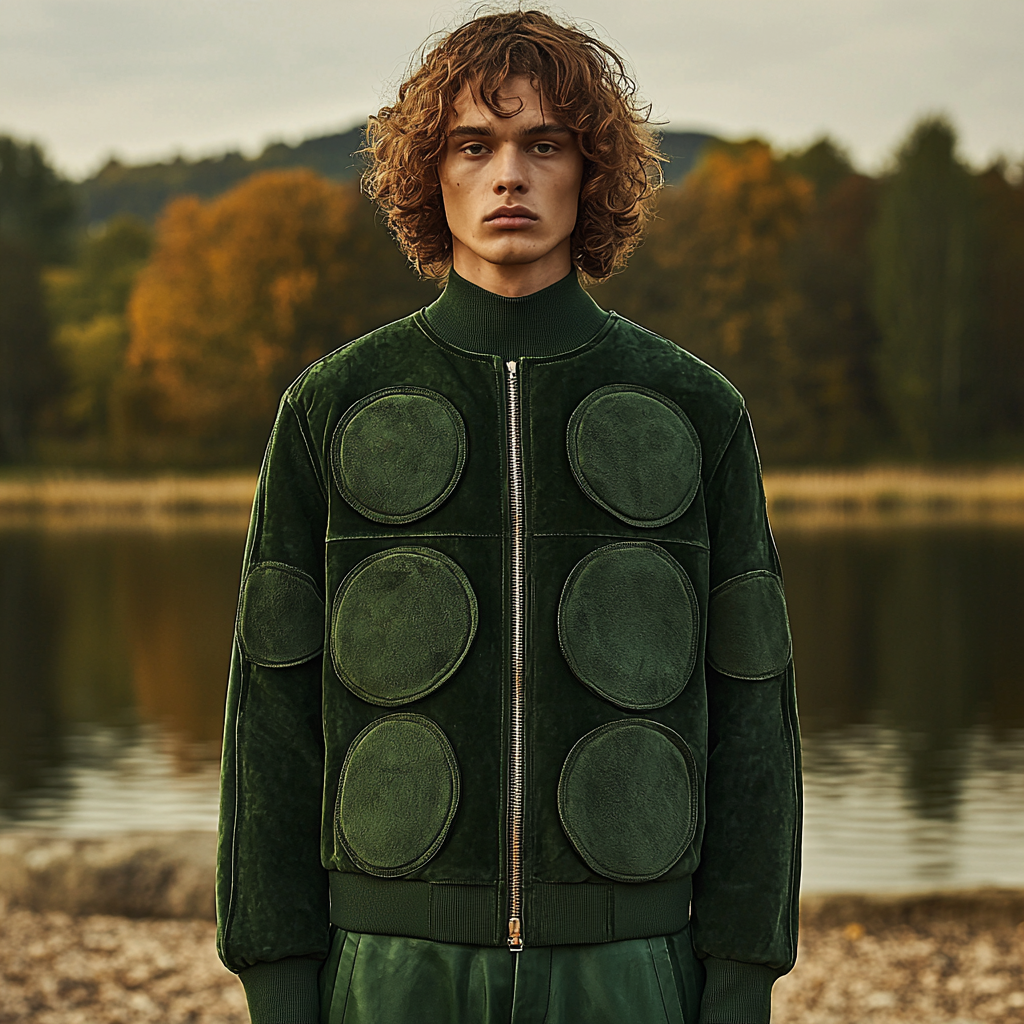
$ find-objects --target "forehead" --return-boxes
[447,74,549,128]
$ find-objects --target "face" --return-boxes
[438,75,585,295]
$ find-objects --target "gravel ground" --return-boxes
[774,916,1024,1023]
[1,898,1021,1023]
[0,902,246,1024]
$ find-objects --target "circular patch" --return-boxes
[558,719,696,883]
[331,547,478,706]
[707,570,792,680]
[567,386,701,528]
[558,542,698,709]
[336,713,460,877]
[237,561,324,668]
[332,388,467,524]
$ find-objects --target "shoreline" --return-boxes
[0,466,1023,529]
[1,833,1021,1022]
[0,830,1020,925]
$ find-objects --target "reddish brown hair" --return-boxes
[362,8,663,282]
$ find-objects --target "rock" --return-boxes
[801,888,1024,931]
[0,831,216,920]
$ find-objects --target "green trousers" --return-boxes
[318,924,705,1024]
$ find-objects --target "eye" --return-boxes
[532,142,557,155]
[461,143,488,156]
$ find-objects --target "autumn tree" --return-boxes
[785,144,883,458]
[598,142,821,461]
[871,118,982,458]
[125,169,433,461]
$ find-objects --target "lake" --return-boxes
[1,522,1022,894]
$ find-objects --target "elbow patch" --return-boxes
[706,570,792,680]
[237,561,324,667]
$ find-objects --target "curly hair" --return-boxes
[362,8,663,282]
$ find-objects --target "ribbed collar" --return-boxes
[422,268,610,361]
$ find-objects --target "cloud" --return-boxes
[2,0,1021,176]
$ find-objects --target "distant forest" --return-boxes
[79,127,716,225]
[1,118,1022,468]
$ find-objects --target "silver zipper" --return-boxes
[505,360,525,952]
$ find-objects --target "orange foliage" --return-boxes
[595,141,877,461]
[126,170,362,445]
[650,142,813,363]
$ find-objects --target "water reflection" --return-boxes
[776,527,1024,890]
[0,524,1022,891]
[0,530,238,829]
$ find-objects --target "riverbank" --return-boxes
[1,892,1020,1024]
[1,466,1023,529]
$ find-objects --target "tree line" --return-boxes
[0,117,1022,467]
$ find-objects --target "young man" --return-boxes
[217,10,801,1024]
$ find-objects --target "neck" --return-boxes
[450,240,573,298]
[422,268,609,362]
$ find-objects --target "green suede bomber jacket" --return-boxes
[217,276,802,1024]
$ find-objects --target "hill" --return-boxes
[79,126,716,225]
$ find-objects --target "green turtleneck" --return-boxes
[422,268,610,360]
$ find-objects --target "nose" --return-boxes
[492,142,528,196]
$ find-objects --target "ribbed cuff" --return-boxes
[698,957,777,1023]
[238,956,322,1024]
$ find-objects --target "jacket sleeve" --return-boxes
[690,406,803,1024]
[216,394,330,1024]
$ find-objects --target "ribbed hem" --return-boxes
[423,268,609,360]
[698,957,777,1023]
[329,870,691,947]
[238,956,322,1024]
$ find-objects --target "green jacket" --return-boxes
[217,272,802,1023]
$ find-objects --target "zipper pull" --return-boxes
[506,359,517,377]
[508,916,523,952]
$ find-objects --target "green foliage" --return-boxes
[870,117,982,457]
[45,216,154,440]
[976,165,1024,437]
[0,136,76,460]
[781,137,856,198]
[52,215,153,322]
[0,238,61,460]
[0,135,78,263]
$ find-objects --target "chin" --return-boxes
[480,245,554,268]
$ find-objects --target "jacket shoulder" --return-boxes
[283,312,427,409]
[605,314,746,477]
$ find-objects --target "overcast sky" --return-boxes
[2,0,1021,179]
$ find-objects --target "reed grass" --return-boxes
[1,466,1023,530]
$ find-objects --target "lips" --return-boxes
[485,206,538,228]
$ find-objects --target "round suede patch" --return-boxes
[236,561,324,668]
[567,385,701,528]
[558,542,698,709]
[558,719,696,883]
[336,713,461,877]
[706,570,792,680]
[331,547,478,706]
[332,388,467,524]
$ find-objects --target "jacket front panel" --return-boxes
[217,310,801,975]
[317,334,507,892]
[520,341,715,896]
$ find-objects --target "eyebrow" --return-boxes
[447,122,572,139]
